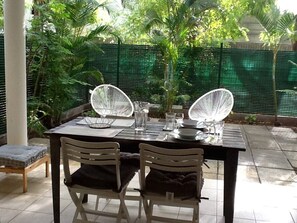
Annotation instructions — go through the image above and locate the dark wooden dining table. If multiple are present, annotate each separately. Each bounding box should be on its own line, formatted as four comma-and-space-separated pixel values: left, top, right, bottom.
45, 117, 246, 223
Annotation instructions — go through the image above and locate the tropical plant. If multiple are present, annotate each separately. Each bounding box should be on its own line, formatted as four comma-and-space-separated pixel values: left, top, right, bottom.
291, 18, 297, 50
115, 0, 276, 112
252, 4, 296, 124
119, 0, 262, 44
245, 114, 257, 124
27, 0, 113, 133
125, 0, 218, 112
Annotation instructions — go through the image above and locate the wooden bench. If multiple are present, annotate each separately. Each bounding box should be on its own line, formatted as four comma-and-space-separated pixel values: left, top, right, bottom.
0, 145, 50, 192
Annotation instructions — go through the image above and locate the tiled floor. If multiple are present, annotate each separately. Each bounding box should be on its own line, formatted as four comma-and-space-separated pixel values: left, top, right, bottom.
0, 124, 297, 223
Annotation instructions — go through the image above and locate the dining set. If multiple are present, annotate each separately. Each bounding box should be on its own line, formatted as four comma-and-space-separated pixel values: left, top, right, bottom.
45, 84, 246, 223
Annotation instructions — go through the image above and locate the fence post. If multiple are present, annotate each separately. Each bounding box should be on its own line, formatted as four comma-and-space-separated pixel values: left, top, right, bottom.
218, 42, 223, 88
116, 38, 121, 87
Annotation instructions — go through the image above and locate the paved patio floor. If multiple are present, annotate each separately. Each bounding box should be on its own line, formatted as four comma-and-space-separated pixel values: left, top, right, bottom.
0, 124, 296, 223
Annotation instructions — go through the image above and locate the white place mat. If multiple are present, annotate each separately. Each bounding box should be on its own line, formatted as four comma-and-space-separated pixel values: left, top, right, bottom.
55, 125, 123, 138
112, 118, 135, 127
76, 117, 135, 127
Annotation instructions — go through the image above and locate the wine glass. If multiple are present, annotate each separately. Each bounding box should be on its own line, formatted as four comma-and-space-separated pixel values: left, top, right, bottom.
175, 112, 184, 129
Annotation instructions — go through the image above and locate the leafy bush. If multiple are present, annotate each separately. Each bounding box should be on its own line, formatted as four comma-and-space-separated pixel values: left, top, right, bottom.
26, 0, 113, 131
245, 114, 257, 124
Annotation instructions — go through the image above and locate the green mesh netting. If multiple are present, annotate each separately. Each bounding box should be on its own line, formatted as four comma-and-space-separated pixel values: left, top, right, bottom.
0, 41, 296, 135
87, 44, 297, 117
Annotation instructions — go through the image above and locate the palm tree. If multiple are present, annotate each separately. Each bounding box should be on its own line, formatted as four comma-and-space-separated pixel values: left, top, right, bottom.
141, 0, 217, 112
27, 0, 113, 132
252, 5, 296, 124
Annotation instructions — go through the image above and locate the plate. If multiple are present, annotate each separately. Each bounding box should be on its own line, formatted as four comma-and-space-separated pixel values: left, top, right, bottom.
170, 131, 207, 141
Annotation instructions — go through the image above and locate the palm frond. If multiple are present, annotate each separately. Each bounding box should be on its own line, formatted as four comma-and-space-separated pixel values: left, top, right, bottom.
289, 60, 297, 67
189, 0, 218, 14
253, 7, 276, 34
87, 25, 110, 39
277, 89, 297, 95
277, 13, 296, 33
65, 0, 100, 28
144, 9, 163, 32
253, 5, 295, 47
182, 0, 217, 34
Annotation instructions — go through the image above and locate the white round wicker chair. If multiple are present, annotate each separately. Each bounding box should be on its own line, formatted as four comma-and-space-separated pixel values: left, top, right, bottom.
188, 88, 234, 122
90, 84, 134, 117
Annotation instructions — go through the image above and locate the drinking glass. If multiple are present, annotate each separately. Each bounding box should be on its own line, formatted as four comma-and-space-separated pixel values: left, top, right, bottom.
134, 110, 147, 132
214, 121, 225, 141
133, 101, 150, 132
204, 119, 215, 135
175, 112, 184, 129
164, 112, 176, 131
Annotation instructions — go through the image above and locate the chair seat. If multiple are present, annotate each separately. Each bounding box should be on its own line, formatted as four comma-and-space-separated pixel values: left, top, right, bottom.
0, 145, 49, 193
65, 153, 140, 192
0, 145, 47, 168
145, 169, 203, 199
120, 152, 140, 169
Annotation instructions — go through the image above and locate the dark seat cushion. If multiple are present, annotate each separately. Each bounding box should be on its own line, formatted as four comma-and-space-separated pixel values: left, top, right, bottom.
0, 145, 47, 168
145, 169, 203, 198
120, 152, 140, 169
65, 153, 140, 192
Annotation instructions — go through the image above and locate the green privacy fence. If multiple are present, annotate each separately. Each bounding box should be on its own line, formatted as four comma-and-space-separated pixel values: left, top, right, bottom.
0, 41, 296, 135
88, 44, 297, 116
222, 48, 297, 116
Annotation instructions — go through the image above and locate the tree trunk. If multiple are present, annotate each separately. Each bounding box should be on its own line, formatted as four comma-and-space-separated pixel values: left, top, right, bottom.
293, 18, 297, 51
272, 52, 277, 121
272, 50, 280, 126
293, 41, 297, 51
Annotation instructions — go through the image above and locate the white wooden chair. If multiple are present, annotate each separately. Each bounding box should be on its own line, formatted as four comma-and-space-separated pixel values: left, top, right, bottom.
188, 88, 234, 122
139, 143, 204, 223
61, 137, 139, 223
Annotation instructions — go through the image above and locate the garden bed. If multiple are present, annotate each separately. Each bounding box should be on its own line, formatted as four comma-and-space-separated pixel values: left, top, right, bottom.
225, 112, 297, 128
64, 103, 297, 128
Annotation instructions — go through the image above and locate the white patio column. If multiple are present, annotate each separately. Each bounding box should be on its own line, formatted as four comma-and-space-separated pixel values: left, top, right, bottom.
4, 0, 28, 145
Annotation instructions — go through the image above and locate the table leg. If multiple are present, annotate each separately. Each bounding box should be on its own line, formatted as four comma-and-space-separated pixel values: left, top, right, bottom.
50, 136, 61, 223
224, 150, 239, 223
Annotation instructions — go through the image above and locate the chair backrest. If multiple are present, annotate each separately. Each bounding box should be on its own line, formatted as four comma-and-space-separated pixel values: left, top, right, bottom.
90, 84, 134, 117
139, 143, 204, 196
188, 88, 234, 122
61, 137, 121, 190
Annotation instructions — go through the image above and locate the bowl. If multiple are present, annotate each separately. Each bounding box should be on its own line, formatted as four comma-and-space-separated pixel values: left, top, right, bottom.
181, 120, 206, 129
176, 128, 202, 139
